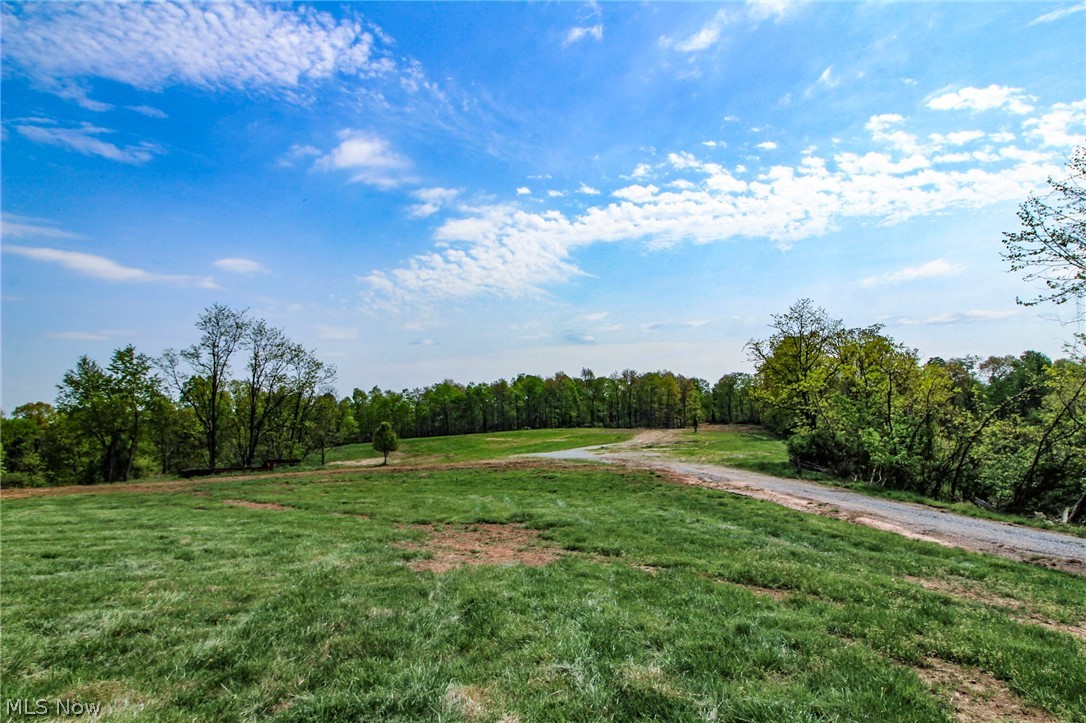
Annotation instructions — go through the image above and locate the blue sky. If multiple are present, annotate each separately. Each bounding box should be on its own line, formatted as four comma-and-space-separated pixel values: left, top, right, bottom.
2, 1, 1085, 408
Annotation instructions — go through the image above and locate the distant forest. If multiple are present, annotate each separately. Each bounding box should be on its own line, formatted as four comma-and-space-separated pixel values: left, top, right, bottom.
2, 298, 1084, 523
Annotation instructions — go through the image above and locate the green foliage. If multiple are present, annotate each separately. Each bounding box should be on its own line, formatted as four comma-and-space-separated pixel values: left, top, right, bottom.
372, 420, 399, 464
1002, 145, 1086, 310
747, 299, 1086, 518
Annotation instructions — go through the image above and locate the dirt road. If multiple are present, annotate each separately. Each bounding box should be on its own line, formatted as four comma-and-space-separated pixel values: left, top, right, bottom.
535, 438, 1086, 575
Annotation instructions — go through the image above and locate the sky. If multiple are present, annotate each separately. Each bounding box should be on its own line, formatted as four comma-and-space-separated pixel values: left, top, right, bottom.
2, 1, 1085, 409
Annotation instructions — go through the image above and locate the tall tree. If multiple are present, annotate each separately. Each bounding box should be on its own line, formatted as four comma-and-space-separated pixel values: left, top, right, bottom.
1002, 146, 1086, 317
161, 304, 248, 471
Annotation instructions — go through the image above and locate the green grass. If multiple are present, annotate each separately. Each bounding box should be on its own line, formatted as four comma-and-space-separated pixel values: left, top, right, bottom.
319, 427, 635, 466
647, 425, 799, 478
657, 425, 1086, 539
3, 464, 1085, 721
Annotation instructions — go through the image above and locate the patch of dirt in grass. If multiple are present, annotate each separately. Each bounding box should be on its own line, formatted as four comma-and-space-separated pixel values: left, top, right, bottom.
222, 499, 292, 511
443, 683, 491, 721
916, 657, 1058, 722
907, 577, 1086, 643
398, 523, 560, 573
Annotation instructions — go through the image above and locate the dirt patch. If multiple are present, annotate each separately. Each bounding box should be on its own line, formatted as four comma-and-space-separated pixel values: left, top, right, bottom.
916, 657, 1058, 722
398, 523, 560, 573
443, 683, 490, 721
908, 577, 1086, 643
222, 499, 292, 511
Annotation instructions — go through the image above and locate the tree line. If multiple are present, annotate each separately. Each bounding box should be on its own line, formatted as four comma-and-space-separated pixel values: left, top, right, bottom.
1, 304, 336, 486
748, 298, 1085, 521
1, 299, 1083, 521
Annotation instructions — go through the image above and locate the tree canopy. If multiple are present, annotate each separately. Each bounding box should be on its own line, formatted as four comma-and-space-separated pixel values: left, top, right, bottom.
1003, 146, 1086, 315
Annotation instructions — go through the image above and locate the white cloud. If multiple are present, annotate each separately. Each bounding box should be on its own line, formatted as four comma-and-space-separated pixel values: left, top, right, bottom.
859, 259, 965, 287
52, 81, 113, 111
409, 187, 460, 218
1029, 3, 1086, 25
927, 85, 1036, 114
46, 330, 124, 341
756, 141, 778, 150
4, 245, 217, 288
662, 1, 791, 51
213, 258, 268, 274
364, 204, 587, 305
127, 104, 168, 119
578, 182, 601, 195
1, 214, 83, 240
929, 130, 986, 146
661, 9, 730, 53
1, 2, 391, 99
1023, 100, 1086, 148
564, 24, 603, 46
517, 187, 532, 196
314, 129, 411, 188
547, 190, 565, 198
865, 114, 922, 154
364, 100, 1069, 308
814, 65, 838, 89
277, 143, 321, 168
15, 121, 163, 164
745, 0, 794, 22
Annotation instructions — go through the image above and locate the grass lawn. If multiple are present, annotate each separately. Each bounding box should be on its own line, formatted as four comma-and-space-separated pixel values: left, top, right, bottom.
3, 463, 1084, 721
318, 428, 635, 466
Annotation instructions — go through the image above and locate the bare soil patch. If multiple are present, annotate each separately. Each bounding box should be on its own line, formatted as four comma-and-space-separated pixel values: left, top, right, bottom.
908, 577, 1086, 643
916, 657, 1058, 722
222, 499, 292, 511
397, 523, 560, 573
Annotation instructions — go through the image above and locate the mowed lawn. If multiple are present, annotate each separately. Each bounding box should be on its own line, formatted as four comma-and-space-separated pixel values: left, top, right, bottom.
3, 462, 1085, 721
320, 427, 635, 466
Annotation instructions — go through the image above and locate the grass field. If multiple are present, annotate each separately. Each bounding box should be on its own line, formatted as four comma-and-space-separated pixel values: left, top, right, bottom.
3, 458, 1085, 721
318, 428, 636, 466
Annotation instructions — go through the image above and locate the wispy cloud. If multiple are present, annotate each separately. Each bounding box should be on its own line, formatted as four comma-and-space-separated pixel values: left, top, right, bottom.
213, 258, 268, 274
661, 9, 731, 53
895, 310, 1017, 326
1, 214, 83, 240
1028, 3, 1086, 25
564, 24, 603, 47
14, 121, 163, 164
127, 105, 168, 119
4, 245, 216, 288
859, 259, 964, 287
46, 330, 125, 341
661, 2, 793, 53
927, 85, 1036, 114
643, 320, 710, 331
408, 187, 460, 218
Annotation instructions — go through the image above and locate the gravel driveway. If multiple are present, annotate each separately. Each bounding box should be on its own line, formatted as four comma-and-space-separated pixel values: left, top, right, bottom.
534, 445, 1086, 575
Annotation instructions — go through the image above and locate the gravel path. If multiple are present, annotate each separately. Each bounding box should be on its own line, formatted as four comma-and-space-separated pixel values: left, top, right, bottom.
534, 445, 1086, 575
